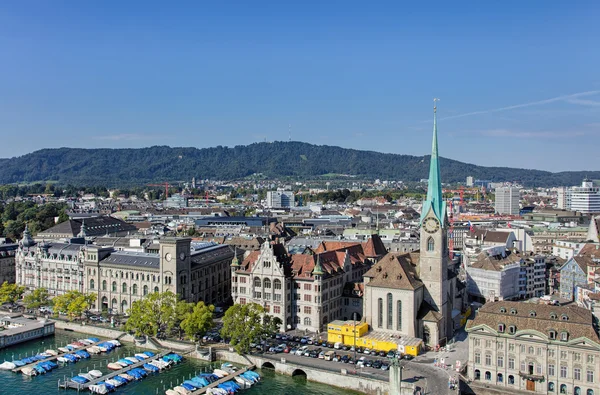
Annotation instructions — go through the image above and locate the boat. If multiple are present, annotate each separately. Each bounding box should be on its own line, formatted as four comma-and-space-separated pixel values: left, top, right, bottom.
143, 363, 159, 372
113, 375, 128, 385
13, 360, 25, 367
64, 354, 78, 363
182, 381, 200, 390
134, 353, 148, 359
87, 346, 101, 354
166, 390, 180, 395
107, 340, 121, 347
87, 337, 101, 343
79, 373, 94, 381
89, 384, 109, 394
142, 351, 155, 357
58, 347, 70, 353
102, 381, 116, 391
213, 368, 229, 377
173, 386, 190, 395
21, 367, 37, 376
88, 370, 103, 378
125, 357, 139, 364
75, 350, 91, 358
57, 357, 69, 363
211, 370, 225, 378
221, 363, 236, 373
119, 373, 134, 381
71, 375, 88, 384
33, 365, 46, 374
45, 349, 58, 356
107, 362, 123, 370
106, 378, 123, 387
234, 376, 252, 388
79, 339, 92, 345
0, 361, 16, 370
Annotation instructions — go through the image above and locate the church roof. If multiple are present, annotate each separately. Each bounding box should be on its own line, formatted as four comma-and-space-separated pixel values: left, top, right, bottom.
421, 102, 446, 225
417, 301, 443, 322
363, 252, 423, 290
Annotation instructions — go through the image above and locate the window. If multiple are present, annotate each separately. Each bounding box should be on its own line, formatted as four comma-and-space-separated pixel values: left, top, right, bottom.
497, 356, 503, 368
574, 368, 582, 381
254, 292, 262, 299
377, 298, 383, 328
587, 370, 594, 383
263, 278, 271, 289
561, 332, 568, 341
154, 286, 159, 293
122, 282, 127, 293
549, 364, 555, 376
132, 284, 138, 295
549, 330, 556, 340
508, 375, 514, 385
427, 237, 434, 252
508, 325, 516, 334
548, 382, 555, 392
112, 281, 117, 292
143, 285, 148, 296
588, 390, 594, 395
587, 354, 594, 364
475, 353, 481, 364
575, 388, 581, 395
561, 351, 567, 359
474, 338, 481, 346
304, 306, 311, 314
239, 298, 246, 304
304, 283, 312, 291
497, 373, 503, 383
303, 294, 312, 302
264, 261, 271, 268
474, 370, 480, 380
485, 371, 491, 381
90, 279, 95, 290
509, 343, 515, 351
485, 353, 491, 366
498, 324, 505, 332
574, 353, 581, 362
486, 340, 491, 348
273, 306, 281, 314
264, 304, 270, 313
387, 293, 393, 330
304, 317, 311, 326
508, 358, 515, 370
240, 277, 246, 284
529, 310, 536, 317
529, 346, 534, 354
397, 300, 402, 331
239, 287, 246, 294
560, 366, 567, 378
537, 364, 542, 375
274, 293, 281, 301
560, 384, 567, 394
254, 277, 261, 288
274, 279, 282, 289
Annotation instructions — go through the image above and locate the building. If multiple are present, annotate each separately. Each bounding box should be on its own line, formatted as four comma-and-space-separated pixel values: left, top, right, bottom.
559, 244, 600, 300
37, 216, 138, 240
587, 217, 600, 243
83, 239, 238, 313
0, 314, 55, 349
230, 236, 386, 332
553, 240, 586, 261
362, 104, 463, 347
466, 176, 474, 187
559, 180, 600, 214
463, 228, 517, 258
266, 189, 295, 209
0, 243, 18, 285
557, 187, 568, 210
466, 301, 600, 395
495, 187, 521, 215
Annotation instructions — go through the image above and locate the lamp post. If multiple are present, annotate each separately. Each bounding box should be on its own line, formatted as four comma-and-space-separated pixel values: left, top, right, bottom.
353, 312, 357, 363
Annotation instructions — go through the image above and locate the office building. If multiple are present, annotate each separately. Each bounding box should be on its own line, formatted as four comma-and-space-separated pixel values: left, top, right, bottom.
495, 187, 521, 215
265, 189, 295, 209
466, 176, 474, 187
558, 180, 600, 214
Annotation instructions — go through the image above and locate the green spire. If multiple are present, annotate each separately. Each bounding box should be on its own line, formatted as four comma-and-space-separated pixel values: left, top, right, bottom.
231, 247, 240, 267
421, 99, 446, 225
313, 254, 324, 276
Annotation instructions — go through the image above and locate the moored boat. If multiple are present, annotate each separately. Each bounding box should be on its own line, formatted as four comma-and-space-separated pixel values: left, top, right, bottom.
0, 361, 16, 370
88, 369, 103, 378
21, 367, 37, 376
107, 362, 122, 370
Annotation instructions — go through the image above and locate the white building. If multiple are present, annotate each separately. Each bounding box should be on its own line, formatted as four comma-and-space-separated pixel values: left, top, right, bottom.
466, 176, 474, 187
495, 187, 520, 215
266, 189, 295, 209
559, 180, 600, 214
553, 240, 586, 260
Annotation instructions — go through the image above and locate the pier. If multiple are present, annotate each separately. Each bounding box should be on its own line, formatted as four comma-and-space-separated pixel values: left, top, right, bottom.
12, 338, 112, 373
58, 350, 172, 390
190, 365, 255, 395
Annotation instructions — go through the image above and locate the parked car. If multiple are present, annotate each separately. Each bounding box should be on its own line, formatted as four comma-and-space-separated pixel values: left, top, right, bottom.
387, 350, 396, 358
373, 360, 382, 369
341, 355, 349, 363
332, 354, 341, 362
356, 346, 364, 354
296, 346, 308, 356
381, 362, 390, 371
363, 348, 371, 355
334, 342, 342, 349
318, 350, 326, 359
342, 345, 349, 351
364, 359, 373, 368
378, 350, 386, 357
290, 347, 298, 354
356, 356, 366, 368
300, 337, 308, 344
303, 349, 311, 357
326, 342, 334, 348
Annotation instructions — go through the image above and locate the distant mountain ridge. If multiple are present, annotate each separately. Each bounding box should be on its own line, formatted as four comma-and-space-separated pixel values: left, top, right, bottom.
0, 142, 596, 187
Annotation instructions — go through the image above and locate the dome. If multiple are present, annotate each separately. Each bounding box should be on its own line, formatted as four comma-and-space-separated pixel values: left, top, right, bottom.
21, 224, 36, 248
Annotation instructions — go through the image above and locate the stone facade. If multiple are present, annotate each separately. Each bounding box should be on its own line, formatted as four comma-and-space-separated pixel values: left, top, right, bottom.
0, 243, 17, 285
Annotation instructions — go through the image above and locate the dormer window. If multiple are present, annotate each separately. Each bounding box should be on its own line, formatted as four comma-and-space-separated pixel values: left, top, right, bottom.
550, 313, 557, 319
549, 330, 556, 340
561, 314, 568, 321
498, 324, 505, 333
508, 325, 516, 335
529, 311, 536, 317
561, 332, 569, 341
510, 309, 517, 315
500, 308, 506, 313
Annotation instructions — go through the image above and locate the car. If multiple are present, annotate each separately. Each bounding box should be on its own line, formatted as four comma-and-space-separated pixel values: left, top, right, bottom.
356, 356, 366, 368
326, 342, 334, 348
404, 354, 414, 360
281, 335, 289, 341
283, 346, 291, 353
364, 359, 373, 368
381, 362, 390, 371
332, 354, 341, 362
314, 348, 322, 355
341, 355, 349, 363
307, 338, 314, 345
349, 346, 355, 352
309, 350, 318, 358
348, 357, 355, 364
318, 351, 326, 359
290, 347, 298, 354
357, 347, 364, 354
378, 350, 386, 357
373, 360, 382, 369
342, 345, 349, 351
303, 349, 311, 357
363, 348, 371, 355
296, 346, 307, 356
334, 342, 342, 349
275, 334, 282, 339
387, 350, 396, 358
300, 337, 308, 344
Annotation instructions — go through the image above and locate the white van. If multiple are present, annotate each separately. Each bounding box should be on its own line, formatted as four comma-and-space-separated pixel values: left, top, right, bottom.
334, 342, 342, 349
324, 350, 335, 361
296, 345, 308, 356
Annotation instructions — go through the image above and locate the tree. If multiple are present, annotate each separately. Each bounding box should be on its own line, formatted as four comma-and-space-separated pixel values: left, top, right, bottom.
124, 291, 179, 337
220, 303, 282, 354
24, 287, 49, 309
0, 282, 26, 305
52, 291, 97, 320
180, 302, 214, 340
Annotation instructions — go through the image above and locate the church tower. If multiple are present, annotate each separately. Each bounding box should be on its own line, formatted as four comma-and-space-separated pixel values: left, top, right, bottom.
419, 99, 451, 341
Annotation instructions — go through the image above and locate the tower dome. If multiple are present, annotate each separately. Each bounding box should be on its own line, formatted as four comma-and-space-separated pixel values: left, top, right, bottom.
21, 224, 35, 248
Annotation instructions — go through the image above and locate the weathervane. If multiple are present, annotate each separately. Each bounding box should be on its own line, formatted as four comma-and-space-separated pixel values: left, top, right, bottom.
433, 97, 440, 113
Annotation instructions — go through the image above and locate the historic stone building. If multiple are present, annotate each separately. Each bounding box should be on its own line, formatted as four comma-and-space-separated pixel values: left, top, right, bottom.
362, 104, 464, 347
0, 243, 18, 285
467, 301, 600, 395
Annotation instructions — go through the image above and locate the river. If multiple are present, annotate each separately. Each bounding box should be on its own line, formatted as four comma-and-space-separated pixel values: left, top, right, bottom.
0, 330, 359, 395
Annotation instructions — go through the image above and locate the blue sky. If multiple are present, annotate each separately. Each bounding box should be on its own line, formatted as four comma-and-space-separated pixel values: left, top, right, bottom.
0, 1, 598, 172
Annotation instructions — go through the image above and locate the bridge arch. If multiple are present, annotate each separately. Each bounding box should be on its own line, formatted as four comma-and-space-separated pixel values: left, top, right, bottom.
292, 368, 307, 378
262, 361, 275, 370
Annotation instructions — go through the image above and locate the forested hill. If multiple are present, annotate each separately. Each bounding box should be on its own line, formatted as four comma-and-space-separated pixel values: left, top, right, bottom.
0, 142, 596, 187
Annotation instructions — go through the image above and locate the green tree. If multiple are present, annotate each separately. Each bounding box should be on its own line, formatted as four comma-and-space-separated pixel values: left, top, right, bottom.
23, 287, 50, 309
220, 303, 282, 354
0, 282, 26, 305
180, 301, 214, 340
52, 291, 97, 320
124, 291, 179, 337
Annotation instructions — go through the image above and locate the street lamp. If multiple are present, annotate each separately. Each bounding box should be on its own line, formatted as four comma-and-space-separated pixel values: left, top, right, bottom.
353, 312, 357, 363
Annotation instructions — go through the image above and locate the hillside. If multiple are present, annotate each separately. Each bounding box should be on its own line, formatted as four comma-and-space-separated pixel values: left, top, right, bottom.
0, 142, 596, 187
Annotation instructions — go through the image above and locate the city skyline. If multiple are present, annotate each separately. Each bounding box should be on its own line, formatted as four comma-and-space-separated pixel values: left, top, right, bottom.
1, 1, 598, 171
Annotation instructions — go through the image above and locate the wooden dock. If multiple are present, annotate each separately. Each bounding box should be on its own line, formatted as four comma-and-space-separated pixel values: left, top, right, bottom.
190, 365, 255, 395
12, 338, 111, 373
58, 350, 172, 390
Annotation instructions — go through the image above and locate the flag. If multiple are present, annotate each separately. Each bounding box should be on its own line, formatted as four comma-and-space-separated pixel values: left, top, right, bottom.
468, 221, 474, 232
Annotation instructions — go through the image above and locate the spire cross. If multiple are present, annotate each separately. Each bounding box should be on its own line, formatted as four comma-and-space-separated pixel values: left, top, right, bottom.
433, 98, 440, 113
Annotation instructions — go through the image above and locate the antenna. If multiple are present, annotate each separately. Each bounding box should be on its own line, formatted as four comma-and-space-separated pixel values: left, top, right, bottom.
433, 98, 440, 112
289, 123, 292, 142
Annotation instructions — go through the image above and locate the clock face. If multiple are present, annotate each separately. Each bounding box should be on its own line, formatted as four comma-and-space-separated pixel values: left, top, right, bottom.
165, 253, 172, 262
424, 217, 440, 234
180, 252, 186, 261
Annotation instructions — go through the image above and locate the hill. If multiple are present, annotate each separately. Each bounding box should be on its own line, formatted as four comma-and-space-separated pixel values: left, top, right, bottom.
0, 142, 596, 187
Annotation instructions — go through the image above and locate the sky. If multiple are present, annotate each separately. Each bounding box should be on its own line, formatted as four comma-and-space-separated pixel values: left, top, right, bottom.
0, 1, 599, 172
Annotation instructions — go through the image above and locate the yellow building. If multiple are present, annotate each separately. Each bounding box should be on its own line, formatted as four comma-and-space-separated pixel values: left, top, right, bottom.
327, 320, 422, 356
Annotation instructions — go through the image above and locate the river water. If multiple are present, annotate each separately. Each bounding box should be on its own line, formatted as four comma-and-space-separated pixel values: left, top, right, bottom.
0, 330, 358, 395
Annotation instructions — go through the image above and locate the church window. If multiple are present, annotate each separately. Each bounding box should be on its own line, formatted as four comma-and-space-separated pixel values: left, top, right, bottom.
427, 237, 434, 252
387, 293, 393, 329
397, 300, 402, 331
377, 298, 383, 328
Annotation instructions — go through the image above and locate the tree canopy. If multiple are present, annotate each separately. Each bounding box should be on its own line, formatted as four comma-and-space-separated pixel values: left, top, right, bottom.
0, 282, 26, 305
23, 287, 50, 309
124, 291, 179, 337
52, 291, 96, 320
180, 301, 214, 341
220, 303, 282, 354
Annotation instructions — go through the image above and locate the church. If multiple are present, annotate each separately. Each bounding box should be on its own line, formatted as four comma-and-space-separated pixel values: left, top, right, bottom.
363, 102, 465, 347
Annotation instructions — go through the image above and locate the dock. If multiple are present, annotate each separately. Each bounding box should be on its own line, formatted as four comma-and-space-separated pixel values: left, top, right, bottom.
58, 350, 172, 390
12, 338, 111, 373
190, 365, 256, 395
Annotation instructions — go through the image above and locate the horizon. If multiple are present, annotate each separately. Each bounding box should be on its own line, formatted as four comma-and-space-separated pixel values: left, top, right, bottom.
1, 2, 598, 171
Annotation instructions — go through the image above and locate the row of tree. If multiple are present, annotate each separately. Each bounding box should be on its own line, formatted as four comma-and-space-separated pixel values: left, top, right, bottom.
0, 201, 69, 240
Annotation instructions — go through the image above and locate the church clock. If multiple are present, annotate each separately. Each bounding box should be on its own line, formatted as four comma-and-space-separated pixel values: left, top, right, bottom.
423, 217, 440, 234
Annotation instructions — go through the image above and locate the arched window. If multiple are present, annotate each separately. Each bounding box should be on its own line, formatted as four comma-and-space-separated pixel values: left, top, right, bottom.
474, 370, 481, 380
387, 293, 393, 329
111, 298, 117, 309
497, 373, 503, 383
377, 298, 383, 328
397, 300, 402, 331
132, 284, 138, 295
575, 388, 581, 395
90, 279, 95, 290
154, 286, 159, 293
102, 280, 107, 291
143, 285, 148, 296
122, 282, 127, 293
508, 375, 514, 385
274, 279, 282, 290
548, 382, 555, 392
264, 278, 271, 289
587, 390, 594, 395
254, 277, 261, 288
427, 237, 435, 252
112, 281, 117, 292
304, 317, 311, 326
560, 384, 567, 394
